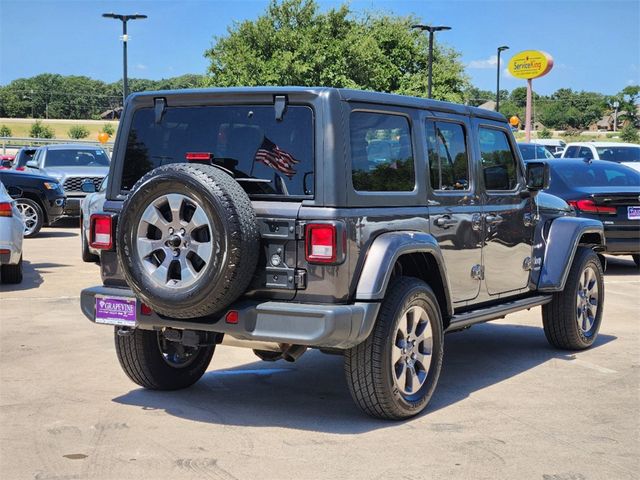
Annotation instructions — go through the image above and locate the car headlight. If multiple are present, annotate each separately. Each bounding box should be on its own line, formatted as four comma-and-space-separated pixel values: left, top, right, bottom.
43, 181, 60, 190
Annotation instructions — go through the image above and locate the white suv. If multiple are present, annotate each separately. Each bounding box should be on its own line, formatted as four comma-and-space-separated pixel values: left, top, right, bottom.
561, 142, 640, 172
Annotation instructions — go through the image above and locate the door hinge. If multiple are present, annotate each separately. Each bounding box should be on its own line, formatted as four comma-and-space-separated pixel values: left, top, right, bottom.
294, 269, 307, 289
523, 213, 538, 227
471, 264, 484, 280
295, 222, 305, 239
522, 257, 533, 271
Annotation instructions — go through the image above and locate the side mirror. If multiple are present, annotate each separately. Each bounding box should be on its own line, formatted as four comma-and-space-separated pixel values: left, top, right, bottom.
526, 162, 549, 191
81, 180, 96, 193
26, 160, 39, 169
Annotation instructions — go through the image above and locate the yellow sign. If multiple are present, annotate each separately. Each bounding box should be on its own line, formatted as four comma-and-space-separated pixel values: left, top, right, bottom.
508, 50, 554, 79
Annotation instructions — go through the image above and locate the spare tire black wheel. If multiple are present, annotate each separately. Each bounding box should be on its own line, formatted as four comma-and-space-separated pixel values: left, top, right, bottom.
117, 163, 259, 319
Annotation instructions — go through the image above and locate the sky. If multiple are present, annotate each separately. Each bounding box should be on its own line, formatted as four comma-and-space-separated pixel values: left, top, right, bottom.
0, 0, 639, 96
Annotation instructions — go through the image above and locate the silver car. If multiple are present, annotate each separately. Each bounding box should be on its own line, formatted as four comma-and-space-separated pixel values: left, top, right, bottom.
80, 177, 107, 262
24, 144, 110, 217
0, 181, 24, 283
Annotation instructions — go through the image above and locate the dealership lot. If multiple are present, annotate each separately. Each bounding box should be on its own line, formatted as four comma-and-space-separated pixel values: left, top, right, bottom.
1, 224, 639, 480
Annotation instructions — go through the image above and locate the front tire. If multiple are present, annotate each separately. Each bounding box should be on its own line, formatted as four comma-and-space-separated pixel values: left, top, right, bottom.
114, 328, 215, 390
16, 198, 43, 237
344, 277, 444, 420
542, 247, 604, 350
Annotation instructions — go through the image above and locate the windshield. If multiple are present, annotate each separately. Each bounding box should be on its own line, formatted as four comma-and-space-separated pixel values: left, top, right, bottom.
519, 144, 554, 160
121, 105, 314, 196
552, 162, 640, 188
595, 146, 640, 162
44, 149, 110, 167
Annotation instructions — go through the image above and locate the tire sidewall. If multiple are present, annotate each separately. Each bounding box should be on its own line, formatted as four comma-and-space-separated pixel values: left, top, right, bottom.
118, 169, 232, 314
566, 249, 605, 346
382, 282, 444, 415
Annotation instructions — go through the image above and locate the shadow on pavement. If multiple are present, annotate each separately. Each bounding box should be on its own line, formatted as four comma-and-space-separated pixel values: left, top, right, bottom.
51, 217, 79, 229
36, 229, 78, 238
0, 260, 70, 292
603, 255, 639, 276
112, 322, 616, 434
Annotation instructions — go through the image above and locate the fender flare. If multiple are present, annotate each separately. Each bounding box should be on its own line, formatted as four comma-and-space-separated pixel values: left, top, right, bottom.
537, 217, 605, 292
355, 231, 453, 315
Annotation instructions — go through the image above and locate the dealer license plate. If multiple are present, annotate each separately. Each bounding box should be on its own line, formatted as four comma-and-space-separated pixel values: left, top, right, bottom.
628, 206, 640, 220
95, 295, 137, 327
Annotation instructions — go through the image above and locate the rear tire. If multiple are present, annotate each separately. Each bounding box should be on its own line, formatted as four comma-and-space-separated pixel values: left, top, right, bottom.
344, 277, 444, 420
114, 328, 215, 390
1, 255, 23, 284
632, 254, 640, 268
542, 247, 604, 350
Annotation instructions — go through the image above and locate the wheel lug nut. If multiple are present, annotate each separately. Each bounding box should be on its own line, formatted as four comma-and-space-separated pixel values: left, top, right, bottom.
180, 228, 185, 234
173, 250, 179, 257
168, 228, 174, 234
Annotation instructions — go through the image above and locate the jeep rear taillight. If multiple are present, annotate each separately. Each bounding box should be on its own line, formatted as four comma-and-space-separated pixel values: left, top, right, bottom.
90, 214, 113, 249
305, 224, 337, 264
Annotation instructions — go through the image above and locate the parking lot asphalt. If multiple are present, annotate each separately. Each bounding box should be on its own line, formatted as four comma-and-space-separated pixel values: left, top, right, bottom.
1, 223, 639, 480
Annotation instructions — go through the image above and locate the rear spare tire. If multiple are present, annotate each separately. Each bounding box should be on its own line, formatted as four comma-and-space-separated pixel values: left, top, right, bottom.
117, 163, 259, 319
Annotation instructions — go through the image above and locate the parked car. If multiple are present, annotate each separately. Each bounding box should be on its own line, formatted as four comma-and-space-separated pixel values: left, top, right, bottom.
518, 142, 555, 160
0, 154, 15, 169
22, 144, 110, 217
531, 139, 566, 157
562, 142, 640, 172
81, 87, 606, 420
80, 177, 107, 262
0, 181, 24, 283
529, 158, 640, 266
0, 170, 66, 237
11, 147, 38, 171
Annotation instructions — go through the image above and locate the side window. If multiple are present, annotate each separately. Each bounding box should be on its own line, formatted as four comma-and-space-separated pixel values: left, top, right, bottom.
350, 111, 415, 192
578, 147, 594, 160
564, 146, 579, 157
426, 121, 469, 191
478, 128, 518, 191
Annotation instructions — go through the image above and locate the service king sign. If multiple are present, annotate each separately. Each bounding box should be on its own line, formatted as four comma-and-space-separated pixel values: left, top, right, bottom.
508, 50, 554, 79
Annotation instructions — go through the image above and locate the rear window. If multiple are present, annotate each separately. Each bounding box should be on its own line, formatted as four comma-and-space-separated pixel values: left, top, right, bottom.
44, 149, 110, 168
595, 146, 640, 163
121, 105, 314, 196
552, 162, 640, 188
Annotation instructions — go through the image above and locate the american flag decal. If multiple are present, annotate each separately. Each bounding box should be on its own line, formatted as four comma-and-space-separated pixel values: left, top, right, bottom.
255, 136, 299, 178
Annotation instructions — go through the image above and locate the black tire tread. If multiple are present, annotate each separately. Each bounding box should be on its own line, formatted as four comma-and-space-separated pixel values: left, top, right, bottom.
114, 328, 214, 390
1, 255, 23, 284
542, 247, 604, 350
344, 277, 444, 419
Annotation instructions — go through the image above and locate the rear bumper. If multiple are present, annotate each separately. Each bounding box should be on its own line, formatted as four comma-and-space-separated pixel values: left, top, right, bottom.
603, 228, 640, 254
80, 286, 380, 349
0, 242, 21, 265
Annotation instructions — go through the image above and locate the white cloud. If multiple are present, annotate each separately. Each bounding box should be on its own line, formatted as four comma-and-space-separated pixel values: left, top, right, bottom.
503, 67, 515, 79
467, 55, 498, 69
135, 63, 148, 70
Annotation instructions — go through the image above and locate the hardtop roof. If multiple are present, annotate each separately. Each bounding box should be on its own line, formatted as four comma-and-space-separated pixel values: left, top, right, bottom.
128, 86, 506, 123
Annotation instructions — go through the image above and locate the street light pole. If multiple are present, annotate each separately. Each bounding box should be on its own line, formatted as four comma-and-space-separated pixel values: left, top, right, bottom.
613, 101, 620, 132
411, 24, 451, 99
102, 12, 147, 106
496, 45, 509, 113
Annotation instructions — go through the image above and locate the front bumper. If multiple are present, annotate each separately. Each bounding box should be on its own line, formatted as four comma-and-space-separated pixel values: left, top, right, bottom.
81, 286, 380, 349
62, 197, 82, 217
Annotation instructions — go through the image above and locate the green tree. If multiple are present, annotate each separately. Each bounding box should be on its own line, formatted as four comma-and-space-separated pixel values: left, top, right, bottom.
29, 120, 54, 139
617, 85, 639, 127
102, 123, 115, 136
68, 125, 90, 139
620, 124, 639, 143
538, 127, 552, 139
203, 0, 469, 101
0, 125, 12, 137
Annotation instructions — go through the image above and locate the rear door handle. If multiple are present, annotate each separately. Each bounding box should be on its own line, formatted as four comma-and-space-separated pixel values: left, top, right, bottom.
434, 216, 459, 228
485, 214, 504, 226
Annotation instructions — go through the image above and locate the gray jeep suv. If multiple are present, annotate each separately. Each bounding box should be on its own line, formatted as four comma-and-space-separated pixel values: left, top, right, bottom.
81, 87, 606, 419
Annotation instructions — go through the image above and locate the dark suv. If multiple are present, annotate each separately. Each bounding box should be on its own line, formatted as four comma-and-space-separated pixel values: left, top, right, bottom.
81, 88, 606, 419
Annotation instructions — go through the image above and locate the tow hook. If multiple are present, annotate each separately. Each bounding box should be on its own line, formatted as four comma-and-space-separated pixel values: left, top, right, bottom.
116, 327, 134, 337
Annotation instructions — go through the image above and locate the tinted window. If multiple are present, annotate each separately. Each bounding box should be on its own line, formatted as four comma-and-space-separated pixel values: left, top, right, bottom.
578, 147, 594, 160
350, 112, 415, 192
552, 162, 640, 188
44, 149, 110, 168
595, 146, 640, 162
518, 144, 554, 160
479, 128, 518, 190
564, 146, 580, 157
426, 121, 469, 190
121, 105, 314, 196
